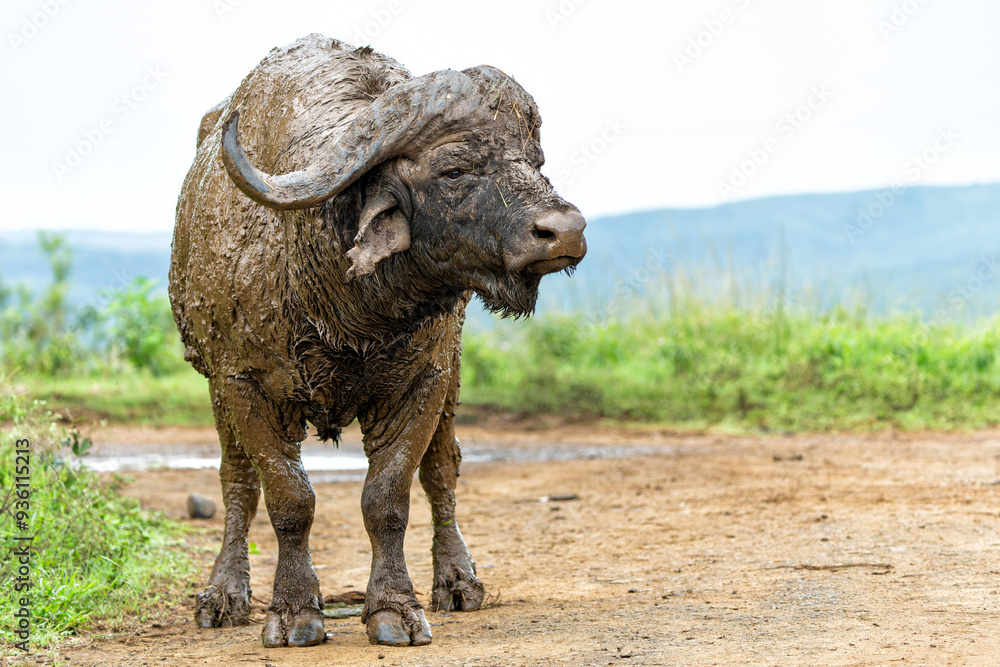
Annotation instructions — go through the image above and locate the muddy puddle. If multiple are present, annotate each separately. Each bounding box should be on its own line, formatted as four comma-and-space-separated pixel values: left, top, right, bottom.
83, 430, 674, 480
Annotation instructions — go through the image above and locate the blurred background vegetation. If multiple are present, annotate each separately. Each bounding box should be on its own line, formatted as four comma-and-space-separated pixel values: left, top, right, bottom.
3, 229, 1000, 433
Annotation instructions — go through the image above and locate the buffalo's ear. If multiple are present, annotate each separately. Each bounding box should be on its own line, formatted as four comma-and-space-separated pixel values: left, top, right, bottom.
345, 188, 410, 279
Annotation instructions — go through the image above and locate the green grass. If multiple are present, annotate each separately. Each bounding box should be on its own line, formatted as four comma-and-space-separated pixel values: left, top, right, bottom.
11, 231, 1000, 433
0, 384, 198, 653
12, 300, 1000, 434
462, 305, 1000, 432
17, 369, 212, 426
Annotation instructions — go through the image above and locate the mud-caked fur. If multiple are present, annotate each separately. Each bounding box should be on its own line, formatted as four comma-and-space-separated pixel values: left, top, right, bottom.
169, 33, 584, 648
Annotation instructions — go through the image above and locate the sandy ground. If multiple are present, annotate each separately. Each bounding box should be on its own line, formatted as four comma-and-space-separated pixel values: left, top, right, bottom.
24, 424, 1000, 665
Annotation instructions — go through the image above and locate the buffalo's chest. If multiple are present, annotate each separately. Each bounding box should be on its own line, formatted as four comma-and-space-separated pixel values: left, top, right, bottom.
294, 337, 440, 437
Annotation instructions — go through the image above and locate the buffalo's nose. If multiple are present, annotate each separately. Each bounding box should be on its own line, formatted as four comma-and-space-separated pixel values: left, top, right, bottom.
531, 210, 587, 260
505, 209, 588, 275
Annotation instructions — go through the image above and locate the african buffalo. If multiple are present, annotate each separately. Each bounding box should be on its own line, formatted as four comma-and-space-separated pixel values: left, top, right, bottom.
169, 33, 586, 648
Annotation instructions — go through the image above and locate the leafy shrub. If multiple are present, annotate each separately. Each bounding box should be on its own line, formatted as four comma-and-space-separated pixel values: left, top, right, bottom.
0, 233, 185, 377
0, 233, 84, 375
99, 277, 184, 376
0, 384, 195, 651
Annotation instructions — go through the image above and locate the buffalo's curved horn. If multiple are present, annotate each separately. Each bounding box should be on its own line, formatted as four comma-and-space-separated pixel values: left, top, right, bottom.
220, 69, 476, 210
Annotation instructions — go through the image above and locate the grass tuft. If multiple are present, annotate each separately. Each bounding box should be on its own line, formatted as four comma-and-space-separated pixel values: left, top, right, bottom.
0, 381, 197, 653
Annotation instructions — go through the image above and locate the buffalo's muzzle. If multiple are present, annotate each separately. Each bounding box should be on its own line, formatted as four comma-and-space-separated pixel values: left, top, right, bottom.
513, 210, 587, 275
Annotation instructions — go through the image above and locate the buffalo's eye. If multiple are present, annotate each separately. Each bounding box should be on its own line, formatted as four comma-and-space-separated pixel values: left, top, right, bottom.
445, 169, 462, 180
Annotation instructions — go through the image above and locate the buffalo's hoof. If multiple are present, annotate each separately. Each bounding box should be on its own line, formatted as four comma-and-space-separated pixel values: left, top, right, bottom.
261, 607, 325, 647
195, 586, 251, 628
366, 608, 433, 646
431, 570, 486, 612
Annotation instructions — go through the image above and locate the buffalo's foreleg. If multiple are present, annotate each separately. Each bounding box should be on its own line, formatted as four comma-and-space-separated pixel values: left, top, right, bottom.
360, 437, 434, 646
418, 359, 485, 613
257, 452, 325, 648
220, 378, 325, 648
196, 384, 260, 628
359, 369, 452, 646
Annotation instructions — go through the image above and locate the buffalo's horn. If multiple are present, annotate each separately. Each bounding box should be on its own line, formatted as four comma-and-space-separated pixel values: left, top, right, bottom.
220, 69, 477, 210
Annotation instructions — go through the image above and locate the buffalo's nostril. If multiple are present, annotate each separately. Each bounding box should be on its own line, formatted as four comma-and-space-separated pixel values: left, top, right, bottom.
506, 209, 588, 274
532, 210, 587, 261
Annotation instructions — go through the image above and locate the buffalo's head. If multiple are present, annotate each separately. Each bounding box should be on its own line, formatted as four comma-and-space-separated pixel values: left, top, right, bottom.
220, 65, 586, 318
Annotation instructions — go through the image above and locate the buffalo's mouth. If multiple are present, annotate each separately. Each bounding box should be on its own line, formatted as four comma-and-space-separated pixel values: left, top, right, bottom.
526, 256, 579, 275
473, 250, 582, 319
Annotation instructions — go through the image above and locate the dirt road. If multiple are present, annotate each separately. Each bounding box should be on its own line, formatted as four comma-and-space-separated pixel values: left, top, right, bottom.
50, 423, 1000, 665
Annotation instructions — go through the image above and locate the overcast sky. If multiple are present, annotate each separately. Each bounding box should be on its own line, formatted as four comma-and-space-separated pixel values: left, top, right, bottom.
1, 0, 997, 232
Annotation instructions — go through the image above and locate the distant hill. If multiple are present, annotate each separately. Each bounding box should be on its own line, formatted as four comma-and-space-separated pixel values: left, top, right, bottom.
2, 184, 998, 326
534, 183, 1000, 323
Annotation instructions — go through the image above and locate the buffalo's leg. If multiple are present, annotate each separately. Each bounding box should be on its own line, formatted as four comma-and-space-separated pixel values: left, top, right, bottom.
196, 383, 260, 628
359, 372, 453, 646
418, 365, 485, 612
220, 377, 325, 648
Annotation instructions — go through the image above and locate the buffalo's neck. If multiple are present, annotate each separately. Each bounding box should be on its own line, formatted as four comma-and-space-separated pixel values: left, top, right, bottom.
294, 267, 468, 346
286, 201, 468, 350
